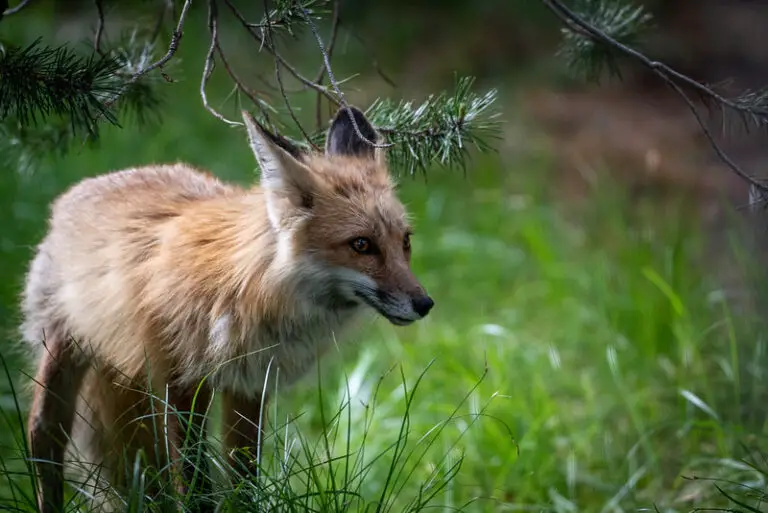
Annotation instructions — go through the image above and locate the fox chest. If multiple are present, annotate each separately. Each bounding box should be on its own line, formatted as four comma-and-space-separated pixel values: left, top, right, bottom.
206, 310, 359, 397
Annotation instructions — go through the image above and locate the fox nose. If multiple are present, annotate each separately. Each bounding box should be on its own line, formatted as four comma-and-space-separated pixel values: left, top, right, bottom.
412, 295, 434, 318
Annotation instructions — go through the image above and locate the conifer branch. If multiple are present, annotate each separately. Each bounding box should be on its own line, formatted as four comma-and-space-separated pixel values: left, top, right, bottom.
1, 0, 501, 179
223, 0, 338, 104
262, 0, 321, 149
305, 76, 501, 177
0, 39, 122, 133
101, 0, 192, 112
543, 0, 768, 204
298, 2, 392, 150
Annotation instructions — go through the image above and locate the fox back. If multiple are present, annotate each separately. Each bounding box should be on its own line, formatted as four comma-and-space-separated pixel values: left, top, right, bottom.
20, 104, 433, 406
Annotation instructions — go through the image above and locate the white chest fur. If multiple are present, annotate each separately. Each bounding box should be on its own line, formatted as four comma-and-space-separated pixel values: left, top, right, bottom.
206, 307, 361, 398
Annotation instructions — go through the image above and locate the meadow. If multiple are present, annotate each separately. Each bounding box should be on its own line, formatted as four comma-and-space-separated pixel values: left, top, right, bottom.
2, 3, 768, 512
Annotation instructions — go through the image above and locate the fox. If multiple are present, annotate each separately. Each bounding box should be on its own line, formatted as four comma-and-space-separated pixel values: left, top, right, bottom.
20, 105, 434, 512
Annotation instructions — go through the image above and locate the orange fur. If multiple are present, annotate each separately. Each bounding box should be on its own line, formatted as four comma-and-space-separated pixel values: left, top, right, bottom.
20, 107, 433, 511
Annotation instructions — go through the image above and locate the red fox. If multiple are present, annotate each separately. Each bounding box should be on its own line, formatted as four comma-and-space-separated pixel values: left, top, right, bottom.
20, 106, 434, 512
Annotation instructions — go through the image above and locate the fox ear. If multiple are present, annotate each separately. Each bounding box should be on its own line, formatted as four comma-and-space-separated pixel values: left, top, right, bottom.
242, 111, 317, 228
325, 106, 381, 161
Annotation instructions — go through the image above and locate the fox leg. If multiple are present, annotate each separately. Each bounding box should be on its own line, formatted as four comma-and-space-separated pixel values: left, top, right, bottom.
27, 327, 89, 513
220, 391, 268, 477
165, 384, 214, 511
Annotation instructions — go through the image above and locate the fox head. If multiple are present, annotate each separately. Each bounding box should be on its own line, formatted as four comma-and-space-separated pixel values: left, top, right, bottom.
242, 106, 434, 326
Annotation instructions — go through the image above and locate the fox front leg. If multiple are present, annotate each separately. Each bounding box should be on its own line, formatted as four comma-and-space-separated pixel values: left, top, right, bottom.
220, 391, 268, 478
27, 330, 89, 513
165, 384, 215, 512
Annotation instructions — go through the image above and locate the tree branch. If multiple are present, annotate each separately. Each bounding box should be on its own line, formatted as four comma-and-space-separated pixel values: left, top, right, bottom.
222, 0, 339, 105
214, 41, 275, 125
1, 0, 501, 178
298, 3, 392, 149
93, 0, 106, 56
202, 0, 241, 126
3, 0, 32, 17
541, 0, 768, 194
128, 0, 191, 85
261, 0, 319, 149
99, 0, 191, 116
314, 0, 340, 130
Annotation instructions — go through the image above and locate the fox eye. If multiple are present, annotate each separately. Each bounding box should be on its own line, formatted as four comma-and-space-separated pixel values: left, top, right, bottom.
403, 233, 411, 251
350, 237, 373, 254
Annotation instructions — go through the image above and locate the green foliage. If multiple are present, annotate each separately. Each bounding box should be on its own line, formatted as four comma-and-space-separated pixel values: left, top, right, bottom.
258, 0, 331, 36
0, 0, 500, 177
554, 0, 653, 80
0, 38, 122, 133
366, 76, 500, 177
0, 31, 166, 173
304, 76, 501, 177
545, 0, 768, 197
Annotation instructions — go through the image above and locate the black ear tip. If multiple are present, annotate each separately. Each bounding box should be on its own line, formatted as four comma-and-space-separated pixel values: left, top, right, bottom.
331, 105, 367, 125
326, 104, 380, 158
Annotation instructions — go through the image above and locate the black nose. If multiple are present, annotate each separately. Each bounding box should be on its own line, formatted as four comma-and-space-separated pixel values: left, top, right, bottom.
412, 295, 434, 317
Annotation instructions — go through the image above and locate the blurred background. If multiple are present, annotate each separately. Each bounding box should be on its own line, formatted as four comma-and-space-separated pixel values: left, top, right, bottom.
3, 1, 768, 511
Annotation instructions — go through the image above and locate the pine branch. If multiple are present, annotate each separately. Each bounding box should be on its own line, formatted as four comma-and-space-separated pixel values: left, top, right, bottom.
108, 30, 165, 127
222, 0, 338, 103
0, 32, 165, 172
263, 0, 322, 149
302, 76, 502, 177
251, 0, 331, 37
99, 0, 192, 113
554, 0, 653, 81
0, 39, 122, 134
367, 76, 502, 177
217, 0, 501, 176
543, 0, 768, 206
297, 1, 388, 150
1, 0, 502, 180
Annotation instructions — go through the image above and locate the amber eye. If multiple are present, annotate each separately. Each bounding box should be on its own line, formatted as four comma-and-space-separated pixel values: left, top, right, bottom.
403, 233, 411, 251
350, 237, 373, 254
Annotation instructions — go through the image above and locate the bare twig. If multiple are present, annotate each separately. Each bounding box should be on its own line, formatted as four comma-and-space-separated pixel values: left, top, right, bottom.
3, 0, 32, 16
661, 74, 759, 192
222, 0, 339, 105
204, 0, 276, 126
262, 0, 319, 149
93, 0, 105, 56
128, 0, 192, 85
314, 0, 340, 130
202, 0, 241, 126
298, 3, 392, 149
541, 0, 768, 193
312, 0, 341, 85
214, 43, 275, 125
86, 0, 191, 133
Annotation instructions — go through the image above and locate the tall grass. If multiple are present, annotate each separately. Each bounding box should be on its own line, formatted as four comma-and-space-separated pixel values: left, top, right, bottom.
0, 350, 499, 512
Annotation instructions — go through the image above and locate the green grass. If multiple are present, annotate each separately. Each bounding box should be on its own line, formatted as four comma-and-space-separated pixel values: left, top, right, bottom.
3, 3, 768, 512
